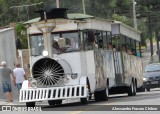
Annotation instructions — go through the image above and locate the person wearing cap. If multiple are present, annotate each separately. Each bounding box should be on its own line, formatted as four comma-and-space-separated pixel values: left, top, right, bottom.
13, 63, 26, 92
0, 61, 15, 102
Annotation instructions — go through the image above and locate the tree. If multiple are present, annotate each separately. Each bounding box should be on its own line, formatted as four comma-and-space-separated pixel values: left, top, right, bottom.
112, 14, 132, 26
136, 0, 160, 56
0, 0, 45, 26
15, 23, 28, 49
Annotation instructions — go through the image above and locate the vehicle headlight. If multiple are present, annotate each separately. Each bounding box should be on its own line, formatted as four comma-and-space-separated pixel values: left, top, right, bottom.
28, 77, 33, 82
71, 73, 78, 79
42, 51, 48, 57
143, 77, 148, 81
30, 80, 37, 88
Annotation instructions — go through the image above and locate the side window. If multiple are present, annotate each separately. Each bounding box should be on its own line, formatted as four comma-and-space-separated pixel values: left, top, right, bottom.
30, 35, 44, 56
84, 31, 96, 50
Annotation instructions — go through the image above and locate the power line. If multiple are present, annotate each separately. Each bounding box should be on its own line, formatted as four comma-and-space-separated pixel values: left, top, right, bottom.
10, 2, 44, 9
10, 2, 44, 20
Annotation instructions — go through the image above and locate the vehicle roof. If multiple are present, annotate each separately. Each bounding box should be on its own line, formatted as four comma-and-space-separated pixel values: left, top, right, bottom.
24, 13, 94, 24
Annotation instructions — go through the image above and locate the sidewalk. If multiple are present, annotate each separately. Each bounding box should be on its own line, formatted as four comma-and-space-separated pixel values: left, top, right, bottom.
0, 99, 25, 105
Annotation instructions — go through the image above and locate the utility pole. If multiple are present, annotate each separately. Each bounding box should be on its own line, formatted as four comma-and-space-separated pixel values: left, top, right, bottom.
155, 30, 160, 62
56, 0, 60, 8
82, 0, 86, 14
132, 0, 137, 29
148, 16, 154, 58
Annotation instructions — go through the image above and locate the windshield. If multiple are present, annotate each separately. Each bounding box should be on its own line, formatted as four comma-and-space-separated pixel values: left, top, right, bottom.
30, 32, 79, 56
145, 64, 160, 72
52, 32, 79, 53
30, 34, 44, 56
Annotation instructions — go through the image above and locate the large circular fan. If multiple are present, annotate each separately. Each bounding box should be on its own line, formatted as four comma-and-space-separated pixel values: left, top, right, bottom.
32, 58, 64, 86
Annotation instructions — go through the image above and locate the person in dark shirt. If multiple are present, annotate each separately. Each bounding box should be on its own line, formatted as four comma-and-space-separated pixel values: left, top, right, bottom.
107, 42, 113, 50
0, 61, 15, 102
131, 48, 137, 56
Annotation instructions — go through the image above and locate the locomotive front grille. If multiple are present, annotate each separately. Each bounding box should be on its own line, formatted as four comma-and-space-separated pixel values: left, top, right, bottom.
32, 58, 65, 86
19, 85, 87, 102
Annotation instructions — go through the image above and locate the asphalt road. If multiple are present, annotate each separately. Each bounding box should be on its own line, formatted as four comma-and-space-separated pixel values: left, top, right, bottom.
38, 88, 160, 112
2, 88, 160, 114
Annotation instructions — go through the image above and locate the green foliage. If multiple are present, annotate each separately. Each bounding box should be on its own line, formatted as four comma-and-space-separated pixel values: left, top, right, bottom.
136, 0, 160, 45
116, 0, 132, 10
15, 23, 28, 49
0, 0, 45, 26
94, 0, 116, 19
0, 0, 159, 48
112, 14, 132, 26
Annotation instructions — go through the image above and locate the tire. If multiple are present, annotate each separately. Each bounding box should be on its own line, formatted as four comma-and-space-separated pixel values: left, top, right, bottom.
128, 80, 134, 96
48, 100, 55, 106
89, 93, 92, 100
138, 85, 145, 92
95, 81, 109, 101
26, 102, 35, 107
48, 100, 62, 106
80, 79, 91, 104
55, 100, 62, 105
80, 97, 89, 104
94, 91, 102, 101
80, 88, 90, 104
95, 87, 109, 101
102, 85, 109, 101
146, 87, 150, 91
133, 81, 137, 96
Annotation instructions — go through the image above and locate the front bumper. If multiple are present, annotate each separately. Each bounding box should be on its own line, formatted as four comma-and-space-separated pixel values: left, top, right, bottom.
19, 85, 87, 102
143, 80, 160, 88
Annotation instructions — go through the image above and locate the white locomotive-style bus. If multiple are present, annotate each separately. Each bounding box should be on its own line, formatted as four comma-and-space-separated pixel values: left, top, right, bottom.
20, 8, 143, 107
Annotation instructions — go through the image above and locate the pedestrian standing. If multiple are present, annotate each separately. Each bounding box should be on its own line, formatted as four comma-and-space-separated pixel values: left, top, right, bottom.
13, 63, 26, 92
0, 61, 15, 102
107, 42, 113, 50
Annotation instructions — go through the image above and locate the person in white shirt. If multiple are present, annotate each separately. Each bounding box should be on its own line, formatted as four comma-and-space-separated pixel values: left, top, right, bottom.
13, 63, 26, 91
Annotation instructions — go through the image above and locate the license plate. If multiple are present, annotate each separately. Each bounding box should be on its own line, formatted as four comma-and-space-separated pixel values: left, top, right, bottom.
151, 81, 158, 84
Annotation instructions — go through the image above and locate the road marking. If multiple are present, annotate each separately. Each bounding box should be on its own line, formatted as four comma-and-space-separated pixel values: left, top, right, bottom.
68, 111, 84, 114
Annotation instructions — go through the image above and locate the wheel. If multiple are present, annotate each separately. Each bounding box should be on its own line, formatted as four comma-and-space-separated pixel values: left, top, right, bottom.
128, 80, 134, 96
133, 81, 137, 96
48, 100, 55, 106
89, 93, 92, 100
101, 85, 109, 101
146, 87, 150, 91
26, 102, 35, 107
48, 100, 62, 106
80, 88, 90, 104
55, 100, 62, 105
95, 81, 109, 101
80, 97, 89, 104
94, 91, 102, 101
94, 87, 109, 101
138, 85, 145, 92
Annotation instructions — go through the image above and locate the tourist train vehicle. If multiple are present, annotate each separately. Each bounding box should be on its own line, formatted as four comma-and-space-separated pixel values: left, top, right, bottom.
19, 8, 143, 107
